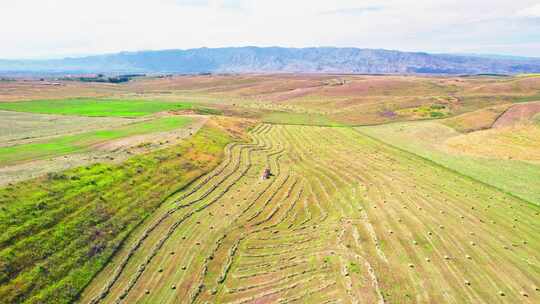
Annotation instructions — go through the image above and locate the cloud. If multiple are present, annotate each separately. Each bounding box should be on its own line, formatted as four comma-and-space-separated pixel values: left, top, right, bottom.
517, 3, 540, 17
320, 6, 384, 16
172, 0, 244, 9
0, 0, 538, 59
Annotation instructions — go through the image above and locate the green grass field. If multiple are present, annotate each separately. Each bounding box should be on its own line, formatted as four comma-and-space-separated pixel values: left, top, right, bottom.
0, 99, 195, 117
0, 116, 192, 166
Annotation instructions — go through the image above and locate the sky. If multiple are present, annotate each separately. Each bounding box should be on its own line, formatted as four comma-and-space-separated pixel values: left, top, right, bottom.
1, 0, 540, 59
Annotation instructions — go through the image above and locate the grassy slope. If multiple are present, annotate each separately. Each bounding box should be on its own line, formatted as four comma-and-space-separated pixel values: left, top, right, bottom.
0, 119, 245, 304
0, 116, 192, 166
358, 121, 540, 205
0, 99, 194, 117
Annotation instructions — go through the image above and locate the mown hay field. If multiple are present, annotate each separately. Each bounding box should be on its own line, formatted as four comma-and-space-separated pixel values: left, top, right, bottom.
79, 124, 539, 304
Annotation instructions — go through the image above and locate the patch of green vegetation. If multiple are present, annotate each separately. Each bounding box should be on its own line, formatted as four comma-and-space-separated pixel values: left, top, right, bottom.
393, 103, 451, 121
0, 116, 192, 166
517, 74, 540, 78
534, 113, 540, 125
348, 262, 361, 274
0, 121, 237, 304
429, 111, 445, 118
263, 111, 346, 127
0, 98, 195, 117
511, 94, 540, 103
413, 104, 449, 118
195, 107, 223, 115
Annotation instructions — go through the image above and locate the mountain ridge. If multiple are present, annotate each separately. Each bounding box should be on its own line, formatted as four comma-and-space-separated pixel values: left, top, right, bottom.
2, 46, 540, 75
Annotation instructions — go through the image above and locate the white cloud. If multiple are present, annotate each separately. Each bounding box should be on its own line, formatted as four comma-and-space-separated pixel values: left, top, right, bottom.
0, 0, 538, 58
517, 3, 540, 17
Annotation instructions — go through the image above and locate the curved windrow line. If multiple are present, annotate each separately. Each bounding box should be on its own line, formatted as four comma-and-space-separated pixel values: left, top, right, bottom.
112, 129, 280, 303
188, 128, 290, 302
88, 125, 276, 304
190, 126, 295, 300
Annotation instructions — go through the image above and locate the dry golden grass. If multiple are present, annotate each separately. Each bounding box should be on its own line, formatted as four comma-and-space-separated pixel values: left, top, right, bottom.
445, 125, 540, 163
442, 104, 513, 132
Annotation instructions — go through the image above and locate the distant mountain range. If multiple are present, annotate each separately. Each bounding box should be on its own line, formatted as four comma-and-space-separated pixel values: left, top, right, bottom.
2, 47, 540, 75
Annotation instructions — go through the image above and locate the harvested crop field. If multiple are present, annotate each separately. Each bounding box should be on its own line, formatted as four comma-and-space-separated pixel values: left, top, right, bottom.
80, 124, 540, 304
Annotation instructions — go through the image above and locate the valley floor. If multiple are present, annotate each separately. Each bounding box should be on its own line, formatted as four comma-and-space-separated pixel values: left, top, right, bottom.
80, 124, 540, 304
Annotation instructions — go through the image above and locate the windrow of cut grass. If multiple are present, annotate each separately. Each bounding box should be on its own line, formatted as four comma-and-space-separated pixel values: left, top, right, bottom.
81, 124, 539, 304
0, 98, 197, 117
0, 118, 248, 304
0, 116, 193, 166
